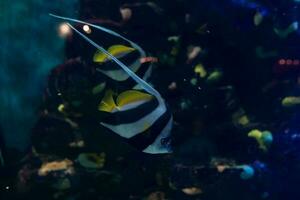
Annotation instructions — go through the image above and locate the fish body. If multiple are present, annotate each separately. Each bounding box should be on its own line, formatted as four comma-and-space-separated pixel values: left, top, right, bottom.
98, 90, 172, 153
50, 14, 173, 154
93, 44, 155, 90
248, 129, 273, 152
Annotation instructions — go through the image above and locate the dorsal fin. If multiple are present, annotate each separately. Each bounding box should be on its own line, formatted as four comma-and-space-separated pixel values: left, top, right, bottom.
49, 13, 145, 57
93, 45, 135, 63
117, 90, 153, 107
55, 22, 163, 103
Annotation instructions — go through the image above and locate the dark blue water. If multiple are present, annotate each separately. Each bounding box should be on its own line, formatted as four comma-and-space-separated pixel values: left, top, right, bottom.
1, 1, 300, 199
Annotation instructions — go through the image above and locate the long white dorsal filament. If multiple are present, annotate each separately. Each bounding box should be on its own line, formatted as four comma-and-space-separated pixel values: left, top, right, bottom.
59, 22, 163, 102
49, 13, 145, 56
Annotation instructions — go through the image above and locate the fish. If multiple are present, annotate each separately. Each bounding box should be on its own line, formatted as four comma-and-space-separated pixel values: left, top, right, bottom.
77, 152, 105, 169
93, 45, 135, 63
50, 14, 156, 90
93, 44, 155, 90
194, 63, 207, 78
274, 21, 299, 38
282, 96, 300, 107
248, 129, 273, 152
98, 89, 172, 153
206, 69, 223, 84
253, 11, 264, 26
238, 165, 255, 180
50, 14, 173, 154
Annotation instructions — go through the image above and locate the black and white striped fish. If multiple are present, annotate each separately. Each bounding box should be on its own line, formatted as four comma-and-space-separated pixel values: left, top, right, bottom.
50, 14, 173, 154
93, 43, 155, 90
69, 17, 157, 90
98, 89, 172, 153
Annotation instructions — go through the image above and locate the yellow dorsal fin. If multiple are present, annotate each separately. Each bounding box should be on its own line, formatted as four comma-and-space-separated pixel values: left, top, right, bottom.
93, 45, 135, 63
93, 50, 107, 63
108, 45, 135, 57
116, 90, 153, 107
98, 90, 117, 112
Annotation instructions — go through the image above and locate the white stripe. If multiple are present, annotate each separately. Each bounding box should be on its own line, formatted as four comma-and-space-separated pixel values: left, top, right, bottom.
97, 58, 141, 81
142, 63, 153, 81
143, 116, 173, 154
101, 102, 167, 138
132, 65, 153, 90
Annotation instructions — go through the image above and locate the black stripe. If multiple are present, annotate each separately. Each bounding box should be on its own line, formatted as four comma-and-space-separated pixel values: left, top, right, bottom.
95, 51, 152, 86
127, 107, 172, 151
123, 61, 151, 82
108, 62, 152, 90
100, 97, 159, 125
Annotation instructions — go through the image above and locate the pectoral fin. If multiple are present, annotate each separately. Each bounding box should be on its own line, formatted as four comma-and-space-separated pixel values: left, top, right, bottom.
98, 90, 117, 112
